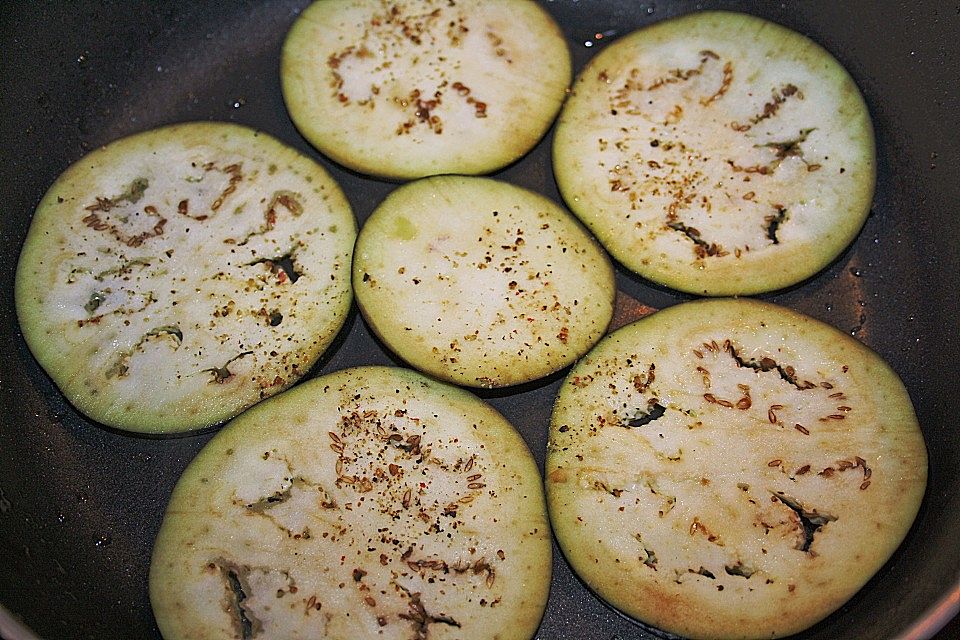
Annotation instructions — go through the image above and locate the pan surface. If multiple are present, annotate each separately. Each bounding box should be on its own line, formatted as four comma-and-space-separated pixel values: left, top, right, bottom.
0, 2, 957, 639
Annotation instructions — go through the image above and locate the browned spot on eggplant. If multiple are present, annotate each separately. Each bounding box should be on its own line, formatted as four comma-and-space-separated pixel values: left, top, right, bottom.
724, 561, 755, 578
233, 190, 303, 246
626, 402, 666, 428
405, 555, 496, 588
689, 517, 724, 546
246, 251, 301, 284
634, 533, 658, 569
700, 60, 733, 106
203, 350, 254, 384
84, 177, 149, 212
771, 491, 837, 552
761, 128, 816, 161
84, 290, 108, 314
591, 478, 624, 499
210, 560, 265, 640
667, 220, 728, 258
726, 344, 819, 390
730, 83, 803, 131
631, 362, 657, 393
397, 586, 461, 639
764, 207, 788, 245
105, 325, 182, 379
690, 566, 715, 578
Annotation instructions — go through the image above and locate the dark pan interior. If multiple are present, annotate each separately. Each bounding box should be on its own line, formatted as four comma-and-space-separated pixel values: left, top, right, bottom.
1, 2, 957, 639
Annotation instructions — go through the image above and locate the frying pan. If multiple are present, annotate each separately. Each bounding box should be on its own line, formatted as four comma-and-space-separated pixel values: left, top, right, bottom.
1, 1, 957, 639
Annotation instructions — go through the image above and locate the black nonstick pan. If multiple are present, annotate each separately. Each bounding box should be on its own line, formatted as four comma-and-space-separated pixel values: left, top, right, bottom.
1, 1, 957, 639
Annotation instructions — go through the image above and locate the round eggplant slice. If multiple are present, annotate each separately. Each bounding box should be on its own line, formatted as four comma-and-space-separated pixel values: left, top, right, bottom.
553, 11, 875, 296
353, 175, 615, 388
15, 122, 356, 434
546, 299, 926, 640
281, 0, 570, 180
150, 365, 551, 640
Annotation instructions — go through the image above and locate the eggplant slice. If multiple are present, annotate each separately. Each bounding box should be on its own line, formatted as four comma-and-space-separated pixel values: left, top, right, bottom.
15, 122, 356, 434
546, 298, 926, 639
553, 11, 875, 295
281, 0, 571, 179
352, 175, 615, 388
150, 365, 551, 640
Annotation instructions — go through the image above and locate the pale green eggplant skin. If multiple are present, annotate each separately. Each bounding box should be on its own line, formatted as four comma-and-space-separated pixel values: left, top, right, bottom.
150, 365, 552, 640
353, 175, 615, 389
15, 121, 356, 434
554, 11, 875, 296
281, 0, 571, 180
547, 298, 926, 640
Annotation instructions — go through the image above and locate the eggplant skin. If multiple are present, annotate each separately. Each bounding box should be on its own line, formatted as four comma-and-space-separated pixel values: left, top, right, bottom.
553, 10, 876, 296
547, 298, 927, 640
150, 365, 552, 640
14, 122, 356, 434
281, 0, 571, 180
352, 175, 615, 388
